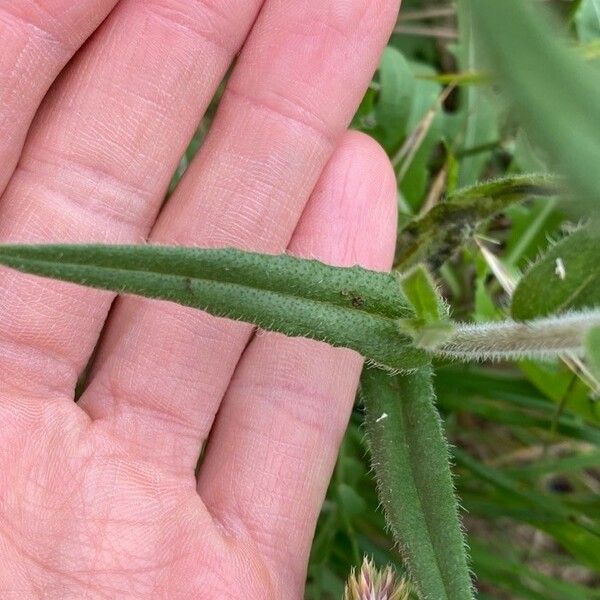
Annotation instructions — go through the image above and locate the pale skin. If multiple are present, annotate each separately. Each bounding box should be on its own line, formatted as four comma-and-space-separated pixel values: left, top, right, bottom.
0, 1, 400, 598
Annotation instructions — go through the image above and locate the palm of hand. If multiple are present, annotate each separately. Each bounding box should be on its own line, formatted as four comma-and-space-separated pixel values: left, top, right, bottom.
0, 1, 398, 597
1, 388, 278, 598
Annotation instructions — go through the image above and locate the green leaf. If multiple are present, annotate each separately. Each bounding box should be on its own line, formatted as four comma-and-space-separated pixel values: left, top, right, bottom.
503, 449, 600, 479
455, 449, 596, 531
511, 129, 549, 174
0, 243, 427, 371
395, 174, 559, 270
399, 264, 446, 324
436, 366, 600, 445
397, 61, 444, 210
456, 450, 600, 571
512, 224, 600, 320
337, 484, 366, 518
518, 360, 598, 425
400, 265, 454, 350
456, 0, 500, 187
471, 0, 600, 216
376, 47, 416, 151
504, 198, 563, 268
361, 366, 474, 600
470, 540, 600, 600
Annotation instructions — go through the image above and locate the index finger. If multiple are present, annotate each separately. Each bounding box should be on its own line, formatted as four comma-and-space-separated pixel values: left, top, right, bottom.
0, 0, 119, 193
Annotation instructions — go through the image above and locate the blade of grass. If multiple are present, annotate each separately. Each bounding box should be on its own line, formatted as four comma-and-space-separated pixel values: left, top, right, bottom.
456, 0, 499, 187
501, 449, 600, 479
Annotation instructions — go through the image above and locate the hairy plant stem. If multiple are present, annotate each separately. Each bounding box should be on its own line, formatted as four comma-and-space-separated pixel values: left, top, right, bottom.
435, 309, 600, 361
362, 366, 474, 600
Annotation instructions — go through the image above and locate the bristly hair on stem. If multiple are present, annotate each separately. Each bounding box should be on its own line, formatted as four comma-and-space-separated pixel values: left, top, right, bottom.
434, 309, 600, 362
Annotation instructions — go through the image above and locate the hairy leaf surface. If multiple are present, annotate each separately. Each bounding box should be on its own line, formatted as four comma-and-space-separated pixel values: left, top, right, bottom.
0, 244, 427, 370
395, 174, 558, 270
512, 225, 600, 320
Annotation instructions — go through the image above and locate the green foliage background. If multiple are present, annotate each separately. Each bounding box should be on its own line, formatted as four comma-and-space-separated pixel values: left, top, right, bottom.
307, 1, 600, 598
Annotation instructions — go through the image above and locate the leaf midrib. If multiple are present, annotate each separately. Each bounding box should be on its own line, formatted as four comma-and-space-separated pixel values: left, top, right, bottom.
0, 254, 402, 329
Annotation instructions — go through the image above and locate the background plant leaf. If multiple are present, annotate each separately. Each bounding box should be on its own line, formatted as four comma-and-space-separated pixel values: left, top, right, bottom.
395, 174, 558, 270
455, 0, 500, 187
575, 0, 600, 43
376, 47, 416, 151
471, 0, 600, 216
512, 224, 600, 320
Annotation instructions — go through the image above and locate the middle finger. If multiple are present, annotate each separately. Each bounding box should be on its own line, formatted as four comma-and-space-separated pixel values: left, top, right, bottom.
80, 0, 400, 473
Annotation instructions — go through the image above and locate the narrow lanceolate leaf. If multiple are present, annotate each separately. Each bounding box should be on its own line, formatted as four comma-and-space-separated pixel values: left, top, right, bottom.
399, 264, 447, 324
395, 174, 558, 270
0, 244, 427, 371
362, 367, 473, 600
512, 225, 600, 320
472, 0, 600, 216
399, 264, 455, 350
456, 0, 499, 187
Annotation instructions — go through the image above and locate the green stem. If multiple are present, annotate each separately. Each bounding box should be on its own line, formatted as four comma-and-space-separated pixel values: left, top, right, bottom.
361, 366, 473, 600
436, 309, 600, 361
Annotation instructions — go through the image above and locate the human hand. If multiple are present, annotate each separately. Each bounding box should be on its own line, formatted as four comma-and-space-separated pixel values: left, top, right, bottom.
0, 1, 399, 597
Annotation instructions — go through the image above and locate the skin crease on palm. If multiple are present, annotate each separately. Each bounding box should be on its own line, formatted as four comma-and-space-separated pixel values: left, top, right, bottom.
0, 0, 401, 598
